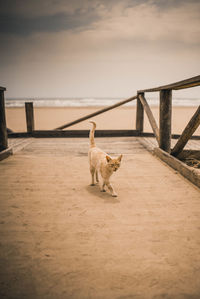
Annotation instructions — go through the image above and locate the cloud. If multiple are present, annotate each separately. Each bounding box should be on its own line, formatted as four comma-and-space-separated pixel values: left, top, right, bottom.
1, 0, 200, 65
149, 0, 200, 10
0, 11, 99, 35
0, 0, 88, 16
0, 0, 199, 97
0, 0, 200, 44
89, 1, 200, 45
0, 0, 103, 36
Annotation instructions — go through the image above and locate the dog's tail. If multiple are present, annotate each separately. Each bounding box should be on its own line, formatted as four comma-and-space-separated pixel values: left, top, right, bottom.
89, 121, 96, 148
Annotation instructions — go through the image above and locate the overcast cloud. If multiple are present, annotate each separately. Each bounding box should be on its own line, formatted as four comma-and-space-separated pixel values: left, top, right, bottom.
0, 0, 199, 97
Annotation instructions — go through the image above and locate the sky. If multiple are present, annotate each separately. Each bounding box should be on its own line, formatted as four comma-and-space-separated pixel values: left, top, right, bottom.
0, 0, 200, 98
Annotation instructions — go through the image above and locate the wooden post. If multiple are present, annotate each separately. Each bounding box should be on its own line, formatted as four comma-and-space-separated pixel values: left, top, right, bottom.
171, 106, 200, 157
0, 88, 8, 151
136, 93, 144, 132
138, 93, 159, 144
25, 102, 35, 132
159, 89, 172, 153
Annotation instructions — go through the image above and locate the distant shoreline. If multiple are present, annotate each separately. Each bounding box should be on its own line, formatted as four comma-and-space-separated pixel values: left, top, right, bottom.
5, 97, 200, 108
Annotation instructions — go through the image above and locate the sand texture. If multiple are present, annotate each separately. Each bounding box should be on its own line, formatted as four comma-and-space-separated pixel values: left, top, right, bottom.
0, 137, 200, 299
5, 106, 200, 135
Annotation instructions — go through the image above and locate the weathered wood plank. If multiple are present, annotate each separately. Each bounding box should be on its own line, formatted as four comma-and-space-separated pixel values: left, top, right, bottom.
138, 75, 200, 93
34, 130, 140, 138
159, 89, 172, 152
8, 130, 139, 138
54, 95, 137, 130
25, 102, 35, 132
8, 132, 32, 138
0, 148, 12, 161
0, 87, 6, 91
154, 148, 200, 189
0, 90, 8, 151
8, 130, 200, 139
138, 93, 159, 144
177, 150, 200, 160
171, 106, 200, 157
8, 130, 159, 139
136, 95, 144, 132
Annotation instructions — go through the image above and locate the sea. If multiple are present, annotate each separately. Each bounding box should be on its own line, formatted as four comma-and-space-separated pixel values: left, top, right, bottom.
5, 97, 200, 108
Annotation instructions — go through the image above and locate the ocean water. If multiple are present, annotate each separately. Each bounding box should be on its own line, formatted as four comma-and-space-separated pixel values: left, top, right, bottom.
5, 97, 200, 108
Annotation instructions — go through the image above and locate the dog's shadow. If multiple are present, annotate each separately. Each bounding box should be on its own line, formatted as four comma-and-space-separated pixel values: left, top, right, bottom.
86, 184, 120, 204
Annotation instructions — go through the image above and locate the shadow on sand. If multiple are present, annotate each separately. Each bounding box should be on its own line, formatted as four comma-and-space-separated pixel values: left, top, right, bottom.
86, 184, 120, 204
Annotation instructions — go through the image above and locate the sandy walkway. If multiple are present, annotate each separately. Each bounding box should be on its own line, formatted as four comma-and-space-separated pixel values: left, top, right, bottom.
0, 137, 200, 299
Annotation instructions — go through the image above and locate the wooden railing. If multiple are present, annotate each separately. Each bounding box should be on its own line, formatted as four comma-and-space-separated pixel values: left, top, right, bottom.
1, 76, 200, 159
0, 86, 7, 151
1, 76, 199, 186
54, 95, 137, 130
53, 75, 200, 158
137, 75, 200, 155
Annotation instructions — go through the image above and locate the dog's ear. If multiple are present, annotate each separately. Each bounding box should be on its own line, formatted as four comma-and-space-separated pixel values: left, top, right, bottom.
106, 155, 111, 163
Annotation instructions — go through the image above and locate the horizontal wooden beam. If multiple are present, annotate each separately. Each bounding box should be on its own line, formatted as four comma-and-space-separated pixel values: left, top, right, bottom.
138, 93, 159, 144
8, 130, 163, 139
8, 130, 200, 139
154, 148, 200, 189
8, 130, 140, 138
138, 75, 200, 93
0, 87, 6, 91
36, 130, 141, 138
171, 106, 200, 157
54, 95, 137, 130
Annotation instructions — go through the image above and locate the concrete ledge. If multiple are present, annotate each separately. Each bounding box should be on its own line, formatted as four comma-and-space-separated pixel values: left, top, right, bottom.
154, 148, 200, 189
0, 148, 13, 161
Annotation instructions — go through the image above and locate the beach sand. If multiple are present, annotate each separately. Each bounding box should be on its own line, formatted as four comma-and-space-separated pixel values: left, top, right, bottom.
5, 106, 200, 135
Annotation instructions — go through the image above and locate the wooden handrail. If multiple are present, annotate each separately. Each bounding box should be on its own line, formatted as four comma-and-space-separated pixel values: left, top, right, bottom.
138, 75, 200, 93
54, 95, 137, 130
1, 75, 199, 162
0, 89, 8, 151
